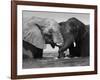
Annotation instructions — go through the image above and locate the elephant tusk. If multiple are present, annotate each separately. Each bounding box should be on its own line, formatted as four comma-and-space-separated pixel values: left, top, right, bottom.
56, 42, 63, 46
73, 42, 76, 47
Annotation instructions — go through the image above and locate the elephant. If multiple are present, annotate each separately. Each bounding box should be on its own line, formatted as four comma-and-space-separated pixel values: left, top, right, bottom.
50, 17, 89, 58
23, 16, 63, 59
42, 17, 89, 58
23, 16, 89, 59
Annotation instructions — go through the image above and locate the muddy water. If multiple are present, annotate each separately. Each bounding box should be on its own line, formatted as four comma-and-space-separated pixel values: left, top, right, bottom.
23, 52, 89, 69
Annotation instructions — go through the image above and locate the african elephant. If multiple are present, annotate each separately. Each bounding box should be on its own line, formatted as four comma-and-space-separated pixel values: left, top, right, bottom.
57, 17, 89, 58
23, 16, 63, 59
43, 17, 89, 58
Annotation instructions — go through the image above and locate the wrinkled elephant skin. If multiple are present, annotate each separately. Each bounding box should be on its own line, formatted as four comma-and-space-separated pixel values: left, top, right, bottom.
23, 16, 62, 59
58, 17, 89, 58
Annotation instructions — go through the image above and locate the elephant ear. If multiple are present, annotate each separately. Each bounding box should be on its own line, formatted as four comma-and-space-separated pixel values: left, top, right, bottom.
23, 20, 46, 49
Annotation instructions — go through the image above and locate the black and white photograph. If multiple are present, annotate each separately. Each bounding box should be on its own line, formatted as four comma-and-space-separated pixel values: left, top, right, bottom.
22, 11, 90, 69
11, 1, 97, 79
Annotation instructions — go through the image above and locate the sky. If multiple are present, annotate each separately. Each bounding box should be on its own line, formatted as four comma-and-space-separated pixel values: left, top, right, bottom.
23, 10, 90, 24
23, 11, 90, 52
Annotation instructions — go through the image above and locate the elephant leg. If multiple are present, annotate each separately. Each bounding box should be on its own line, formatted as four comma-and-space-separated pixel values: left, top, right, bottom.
73, 41, 81, 57
31, 48, 43, 59
81, 33, 89, 57
68, 43, 76, 57
30, 45, 43, 59
58, 46, 65, 58
69, 42, 81, 57
23, 40, 30, 50
58, 51, 65, 58
68, 40, 89, 58
23, 40, 43, 59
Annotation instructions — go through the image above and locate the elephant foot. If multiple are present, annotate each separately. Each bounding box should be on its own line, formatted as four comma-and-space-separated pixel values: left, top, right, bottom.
66, 54, 79, 58
32, 52, 43, 59
58, 52, 65, 59
31, 48, 43, 59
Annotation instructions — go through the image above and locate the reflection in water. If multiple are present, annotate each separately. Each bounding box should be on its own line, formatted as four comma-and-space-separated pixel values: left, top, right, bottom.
23, 52, 89, 69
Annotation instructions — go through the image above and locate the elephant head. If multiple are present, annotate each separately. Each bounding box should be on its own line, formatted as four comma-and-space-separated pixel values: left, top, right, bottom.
23, 16, 63, 49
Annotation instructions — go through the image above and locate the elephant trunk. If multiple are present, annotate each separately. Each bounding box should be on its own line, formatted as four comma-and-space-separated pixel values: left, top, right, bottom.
58, 34, 74, 53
